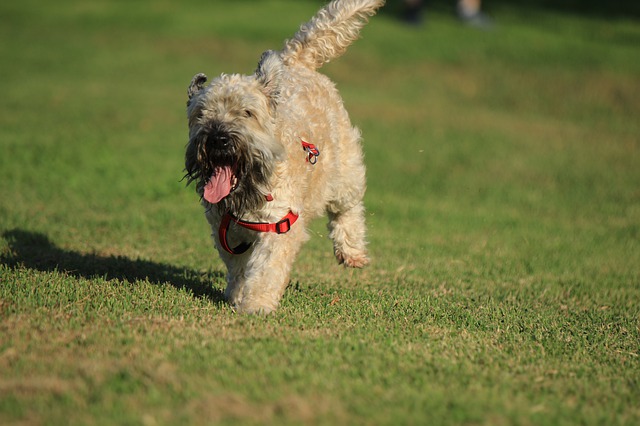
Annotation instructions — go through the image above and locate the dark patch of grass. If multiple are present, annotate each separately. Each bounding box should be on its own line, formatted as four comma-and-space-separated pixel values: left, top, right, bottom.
1, 229, 225, 303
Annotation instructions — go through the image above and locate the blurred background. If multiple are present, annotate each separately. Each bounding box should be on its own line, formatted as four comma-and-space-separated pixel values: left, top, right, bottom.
2, 0, 638, 238
1, 0, 639, 295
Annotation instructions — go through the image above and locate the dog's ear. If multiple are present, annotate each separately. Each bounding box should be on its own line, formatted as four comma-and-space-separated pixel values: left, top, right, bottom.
255, 51, 283, 109
187, 73, 208, 103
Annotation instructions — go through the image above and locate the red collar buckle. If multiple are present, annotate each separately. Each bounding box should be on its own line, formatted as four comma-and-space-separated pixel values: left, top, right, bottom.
275, 217, 292, 234
301, 140, 320, 164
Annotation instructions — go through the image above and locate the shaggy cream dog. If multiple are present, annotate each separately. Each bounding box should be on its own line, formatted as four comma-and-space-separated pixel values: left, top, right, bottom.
184, 0, 384, 314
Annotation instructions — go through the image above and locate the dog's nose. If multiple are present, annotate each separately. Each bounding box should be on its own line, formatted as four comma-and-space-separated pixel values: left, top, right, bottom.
206, 131, 230, 149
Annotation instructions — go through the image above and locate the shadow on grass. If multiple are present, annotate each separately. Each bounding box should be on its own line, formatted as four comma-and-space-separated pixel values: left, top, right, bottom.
0, 229, 226, 304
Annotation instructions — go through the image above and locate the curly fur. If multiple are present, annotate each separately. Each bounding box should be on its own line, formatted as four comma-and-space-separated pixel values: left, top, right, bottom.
282, 0, 385, 69
184, 0, 384, 314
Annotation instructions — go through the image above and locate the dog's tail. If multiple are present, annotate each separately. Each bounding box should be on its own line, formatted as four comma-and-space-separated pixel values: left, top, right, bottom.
281, 0, 384, 70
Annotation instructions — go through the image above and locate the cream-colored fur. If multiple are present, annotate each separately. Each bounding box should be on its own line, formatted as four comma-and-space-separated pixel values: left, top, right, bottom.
184, 0, 384, 314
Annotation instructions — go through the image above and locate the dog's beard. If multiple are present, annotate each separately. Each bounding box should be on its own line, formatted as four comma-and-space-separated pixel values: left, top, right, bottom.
184, 123, 278, 215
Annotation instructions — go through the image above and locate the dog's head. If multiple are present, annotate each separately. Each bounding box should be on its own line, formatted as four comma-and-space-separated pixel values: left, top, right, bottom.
184, 51, 285, 213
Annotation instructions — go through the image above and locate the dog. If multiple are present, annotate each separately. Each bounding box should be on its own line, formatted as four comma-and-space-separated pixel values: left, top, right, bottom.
184, 0, 385, 314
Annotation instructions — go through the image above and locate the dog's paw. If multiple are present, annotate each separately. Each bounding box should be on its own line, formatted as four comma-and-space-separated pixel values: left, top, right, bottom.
234, 299, 278, 315
335, 250, 369, 268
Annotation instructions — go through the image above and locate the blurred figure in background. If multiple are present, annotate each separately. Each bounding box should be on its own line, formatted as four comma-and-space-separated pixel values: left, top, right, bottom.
404, 0, 493, 28
457, 0, 492, 26
404, 0, 425, 25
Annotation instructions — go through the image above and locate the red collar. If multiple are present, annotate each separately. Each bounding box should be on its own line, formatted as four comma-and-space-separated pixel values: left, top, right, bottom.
219, 211, 299, 255
217, 139, 315, 255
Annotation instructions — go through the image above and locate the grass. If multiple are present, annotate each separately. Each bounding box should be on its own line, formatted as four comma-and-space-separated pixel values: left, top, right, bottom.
1, 0, 639, 424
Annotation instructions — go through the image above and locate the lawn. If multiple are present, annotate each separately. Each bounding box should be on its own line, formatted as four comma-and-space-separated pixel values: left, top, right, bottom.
1, 0, 639, 425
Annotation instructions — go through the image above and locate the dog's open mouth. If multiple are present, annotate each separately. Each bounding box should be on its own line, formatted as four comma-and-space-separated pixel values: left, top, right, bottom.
203, 165, 238, 204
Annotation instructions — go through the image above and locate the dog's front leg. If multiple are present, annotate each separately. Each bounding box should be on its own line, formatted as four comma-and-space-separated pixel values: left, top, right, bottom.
224, 224, 306, 314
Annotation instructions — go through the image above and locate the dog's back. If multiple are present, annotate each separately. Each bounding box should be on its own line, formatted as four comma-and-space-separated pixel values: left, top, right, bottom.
281, 0, 385, 70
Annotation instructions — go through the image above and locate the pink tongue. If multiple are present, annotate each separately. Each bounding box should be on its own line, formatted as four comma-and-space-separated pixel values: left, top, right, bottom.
203, 166, 233, 204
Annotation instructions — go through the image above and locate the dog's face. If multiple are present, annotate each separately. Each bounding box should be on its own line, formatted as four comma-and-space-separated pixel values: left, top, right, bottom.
185, 51, 285, 214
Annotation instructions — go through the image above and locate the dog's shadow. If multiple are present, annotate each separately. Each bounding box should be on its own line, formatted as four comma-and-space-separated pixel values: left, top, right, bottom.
1, 229, 226, 304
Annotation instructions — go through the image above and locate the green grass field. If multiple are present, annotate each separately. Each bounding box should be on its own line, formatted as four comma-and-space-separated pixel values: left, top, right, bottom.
1, 0, 639, 424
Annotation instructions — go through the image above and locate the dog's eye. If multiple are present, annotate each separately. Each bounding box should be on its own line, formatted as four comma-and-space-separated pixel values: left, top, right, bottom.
243, 110, 253, 119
